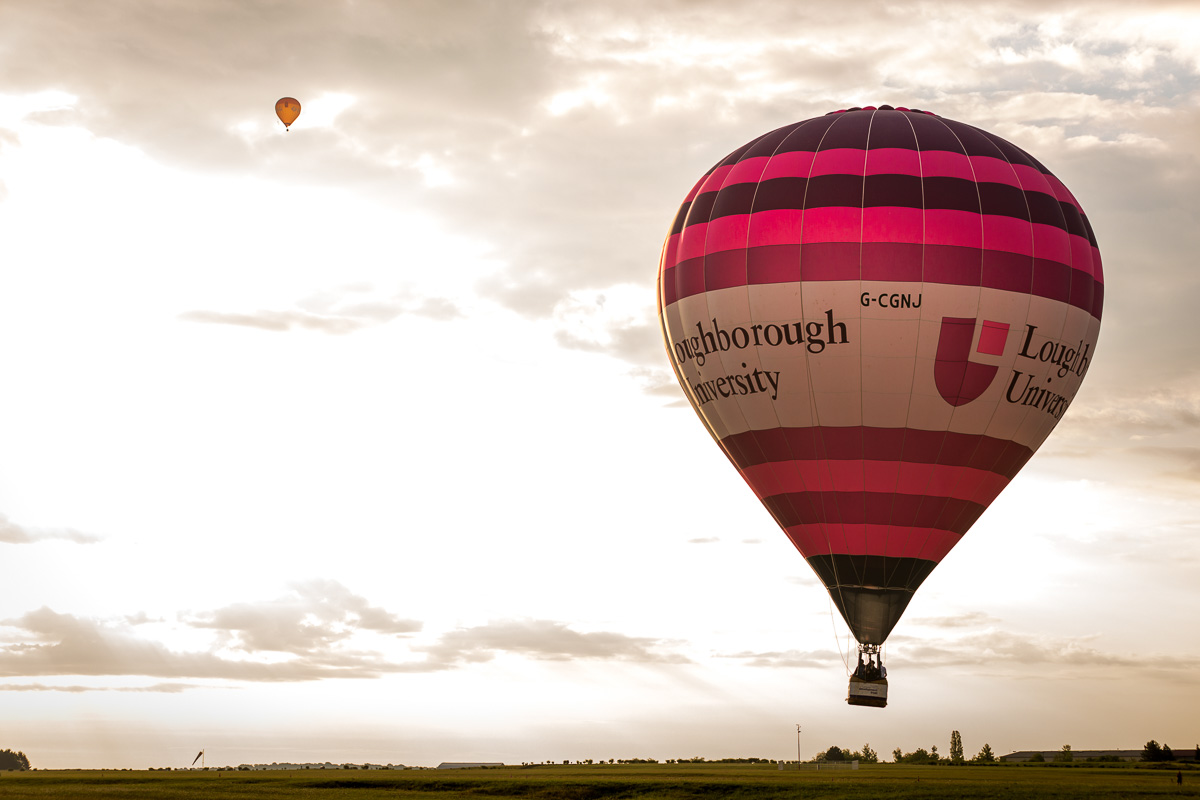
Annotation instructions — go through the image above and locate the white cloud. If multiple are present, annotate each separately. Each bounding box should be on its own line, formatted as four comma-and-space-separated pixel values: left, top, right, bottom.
0, 514, 100, 545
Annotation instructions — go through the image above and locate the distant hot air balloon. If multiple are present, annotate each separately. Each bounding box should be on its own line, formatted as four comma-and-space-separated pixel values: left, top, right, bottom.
275, 97, 301, 130
657, 106, 1102, 707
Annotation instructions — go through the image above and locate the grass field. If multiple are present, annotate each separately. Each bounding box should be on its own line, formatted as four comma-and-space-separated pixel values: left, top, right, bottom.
0, 763, 1194, 799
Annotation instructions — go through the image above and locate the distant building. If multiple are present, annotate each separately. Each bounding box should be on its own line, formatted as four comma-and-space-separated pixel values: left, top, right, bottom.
237, 762, 406, 771
1002, 750, 1196, 763
437, 762, 504, 769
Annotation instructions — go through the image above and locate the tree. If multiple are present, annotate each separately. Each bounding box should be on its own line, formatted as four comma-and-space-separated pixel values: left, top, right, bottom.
0, 749, 31, 771
824, 746, 845, 762
860, 744, 878, 764
950, 731, 964, 764
1162, 744, 1175, 761
973, 744, 996, 764
892, 748, 903, 763
1054, 744, 1073, 763
1029, 751, 1044, 763
896, 748, 935, 765
1142, 741, 1164, 762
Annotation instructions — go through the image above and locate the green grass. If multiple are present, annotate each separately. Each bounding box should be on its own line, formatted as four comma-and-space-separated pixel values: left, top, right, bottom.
0, 763, 1195, 799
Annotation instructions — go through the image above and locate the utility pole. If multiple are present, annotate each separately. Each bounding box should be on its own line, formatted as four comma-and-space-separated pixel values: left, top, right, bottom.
796, 725, 802, 765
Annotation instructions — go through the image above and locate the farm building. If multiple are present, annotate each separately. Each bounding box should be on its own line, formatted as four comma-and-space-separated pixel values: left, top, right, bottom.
1002, 749, 1196, 763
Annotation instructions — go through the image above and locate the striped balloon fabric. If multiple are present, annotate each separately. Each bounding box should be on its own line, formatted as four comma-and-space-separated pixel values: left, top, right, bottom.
657, 106, 1102, 646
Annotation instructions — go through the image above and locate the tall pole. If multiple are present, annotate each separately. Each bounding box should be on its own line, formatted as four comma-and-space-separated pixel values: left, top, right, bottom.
796, 725, 802, 764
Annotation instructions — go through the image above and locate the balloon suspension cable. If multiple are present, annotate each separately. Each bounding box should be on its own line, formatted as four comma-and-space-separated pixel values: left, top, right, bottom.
852, 643, 885, 681
828, 595, 852, 675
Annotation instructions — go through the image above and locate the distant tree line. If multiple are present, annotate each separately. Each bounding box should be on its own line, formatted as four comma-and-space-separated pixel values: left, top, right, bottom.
0, 749, 31, 771
890, 734, 996, 765
1141, 741, 1189, 762
814, 744, 879, 764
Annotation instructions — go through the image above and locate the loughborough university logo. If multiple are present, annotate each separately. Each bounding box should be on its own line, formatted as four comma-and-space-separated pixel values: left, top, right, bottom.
934, 317, 1010, 407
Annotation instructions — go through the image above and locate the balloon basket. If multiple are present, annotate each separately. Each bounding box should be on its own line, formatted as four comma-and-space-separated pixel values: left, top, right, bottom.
847, 674, 888, 708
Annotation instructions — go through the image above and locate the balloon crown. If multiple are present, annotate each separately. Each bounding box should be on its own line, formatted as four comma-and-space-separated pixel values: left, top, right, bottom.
827, 105, 937, 115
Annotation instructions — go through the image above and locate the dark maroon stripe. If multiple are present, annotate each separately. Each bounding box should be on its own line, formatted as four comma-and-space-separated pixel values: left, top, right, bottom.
756, 110, 1027, 162
721, 426, 1035, 479
762, 491, 986, 534
706, 110, 1071, 196
682, 175, 1083, 233
862, 242, 922, 281
808, 554, 936, 593
669, 200, 691, 237
661, 242, 1102, 318
770, 114, 842, 155
741, 120, 809, 159
1081, 214, 1099, 249
702, 248, 746, 291
815, 109, 873, 150
684, 191, 718, 227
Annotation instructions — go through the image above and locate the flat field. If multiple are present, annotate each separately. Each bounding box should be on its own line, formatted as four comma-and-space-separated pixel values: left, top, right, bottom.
0, 763, 1194, 799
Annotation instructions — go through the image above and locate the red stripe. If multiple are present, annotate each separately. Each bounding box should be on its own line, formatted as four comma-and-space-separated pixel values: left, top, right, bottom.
761, 491, 986, 534
721, 426, 1034, 478
785, 523, 962, 561
739, 460, 1009, 506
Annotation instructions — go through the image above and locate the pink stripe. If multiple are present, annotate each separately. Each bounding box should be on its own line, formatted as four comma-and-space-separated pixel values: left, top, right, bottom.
681, 173, 710, 204
1070, 236, 1095, 279
722, 208, 1070, 260
660, 233, 681, 273
864, 148, 922, 176
1011, 163, 1054, 195
919, 150, 975, 180
784, 524, 961, 561
800, 207, 863, 244
1033, 223, 1072, 264
703, 214, 750, 254
740, 460, 1008, 506
697, 164, 735, 196
746, 209, 805, 247
809, 148, 867, 176
925, 209, 983, 248
862, 206, 923, 244
761, 150, 816, 181
676, 222, 710, 262
969, 155, 1021, 186
726, 156, 771, 186
982, 214, 1033, 256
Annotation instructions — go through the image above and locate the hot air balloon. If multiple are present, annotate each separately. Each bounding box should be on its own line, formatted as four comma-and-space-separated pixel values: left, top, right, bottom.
656, 106, 1102, 707
275, 97, 301, 130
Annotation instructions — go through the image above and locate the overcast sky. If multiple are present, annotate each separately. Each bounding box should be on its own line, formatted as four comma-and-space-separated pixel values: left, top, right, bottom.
0, 0, 1197, 770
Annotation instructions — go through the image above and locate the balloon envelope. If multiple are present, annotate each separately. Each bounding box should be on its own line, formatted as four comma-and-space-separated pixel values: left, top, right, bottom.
275, 97, 301, 128
657, 106, 1102, 646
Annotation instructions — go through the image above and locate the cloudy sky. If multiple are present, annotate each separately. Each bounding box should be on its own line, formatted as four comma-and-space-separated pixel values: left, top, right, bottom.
0, 0, 1197, 770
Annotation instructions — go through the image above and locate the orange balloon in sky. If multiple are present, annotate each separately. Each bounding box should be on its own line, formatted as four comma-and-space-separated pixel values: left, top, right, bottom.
275, 97, 301, 130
